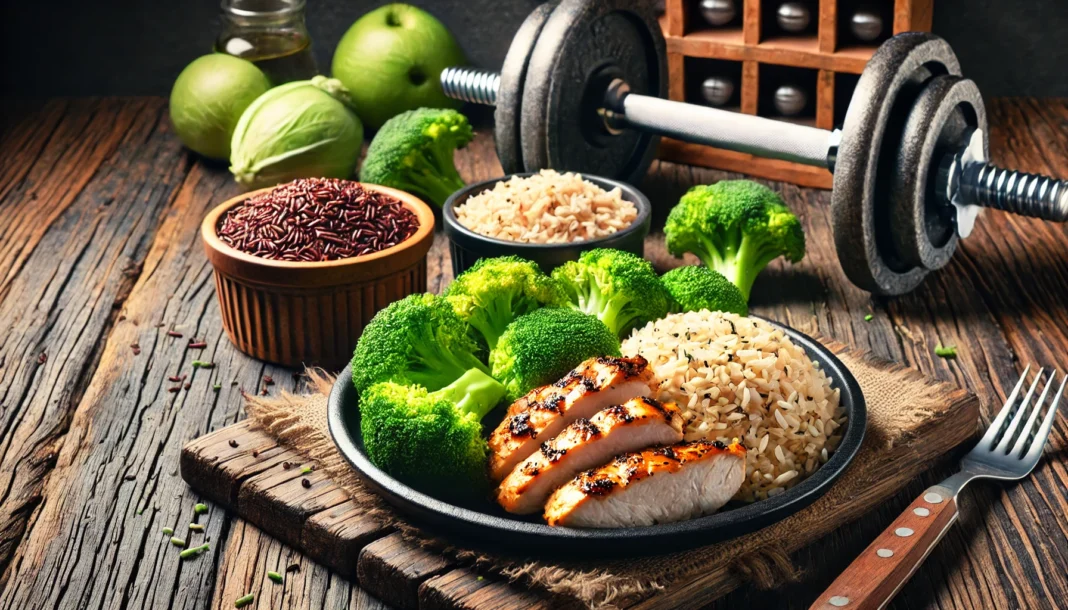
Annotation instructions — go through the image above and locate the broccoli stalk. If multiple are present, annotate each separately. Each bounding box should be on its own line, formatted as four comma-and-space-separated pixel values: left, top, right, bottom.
360, 371, 506, 490
352, 292, 510, 492
431, 368, 507, 416
568, 271, 631, 336
665, 180, 805, 301
444, 256, 567, 350
351, 293, 488, 394
359, 108, 473, 206
550, 249, 670, 338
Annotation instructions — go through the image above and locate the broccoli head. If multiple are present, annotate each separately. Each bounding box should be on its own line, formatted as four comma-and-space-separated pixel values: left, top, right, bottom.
664, 180, 805, 301
490, 307, 621, 402
444, 255, 568, 350
550, 248, 670, 338
360, 368, 506, 490
359, 107, 473, 206
661, 266, 748, 316
351, 293, 488, 395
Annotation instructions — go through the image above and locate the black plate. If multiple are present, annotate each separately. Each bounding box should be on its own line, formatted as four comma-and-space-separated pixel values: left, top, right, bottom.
328, 319, 866, 557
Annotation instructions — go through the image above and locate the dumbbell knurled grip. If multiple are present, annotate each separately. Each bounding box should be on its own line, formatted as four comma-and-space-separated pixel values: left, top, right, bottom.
617, 92, 835, 169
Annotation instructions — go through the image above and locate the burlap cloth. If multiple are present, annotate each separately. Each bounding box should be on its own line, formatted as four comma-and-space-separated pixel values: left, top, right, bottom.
244, 347, 970, 609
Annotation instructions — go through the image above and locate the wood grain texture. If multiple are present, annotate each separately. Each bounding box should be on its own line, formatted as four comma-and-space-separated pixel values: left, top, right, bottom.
358, 534, 452, 610
0, 98, 194, 580
0, 98, 1063, 610
179, 420, 390, 579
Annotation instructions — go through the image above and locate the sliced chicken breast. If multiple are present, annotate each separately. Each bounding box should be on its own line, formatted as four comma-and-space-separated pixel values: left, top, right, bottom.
544, 440, 747, 528
496, 397, 685, 514
488, 356, 656, 482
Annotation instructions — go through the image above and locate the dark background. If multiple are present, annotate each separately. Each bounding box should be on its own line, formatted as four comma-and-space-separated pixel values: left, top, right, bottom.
1, 0, 1065, 98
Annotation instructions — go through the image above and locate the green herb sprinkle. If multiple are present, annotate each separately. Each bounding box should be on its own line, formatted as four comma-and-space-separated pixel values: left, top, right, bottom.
934, 344, 958, 358
180, 543, 210, 559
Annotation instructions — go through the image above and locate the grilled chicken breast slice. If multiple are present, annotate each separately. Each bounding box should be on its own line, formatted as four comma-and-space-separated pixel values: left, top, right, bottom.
497, 397, 685, 514
544, 440, 747, 528
488, 356, 656, 482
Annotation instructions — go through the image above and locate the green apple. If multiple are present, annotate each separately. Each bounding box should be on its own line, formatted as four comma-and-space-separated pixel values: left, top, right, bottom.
169, 54, 271, 161
332, 3, 466, 130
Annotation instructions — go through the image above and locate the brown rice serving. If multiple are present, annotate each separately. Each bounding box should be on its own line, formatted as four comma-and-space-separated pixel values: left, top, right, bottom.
621, 310, 845, 501
454, 169, 637, 243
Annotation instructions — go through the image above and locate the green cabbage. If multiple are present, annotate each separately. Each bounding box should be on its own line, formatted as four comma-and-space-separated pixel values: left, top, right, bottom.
229, 76, 365, 189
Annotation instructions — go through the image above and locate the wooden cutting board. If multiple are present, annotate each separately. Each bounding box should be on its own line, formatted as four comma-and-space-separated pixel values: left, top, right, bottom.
180, 342, 979, 610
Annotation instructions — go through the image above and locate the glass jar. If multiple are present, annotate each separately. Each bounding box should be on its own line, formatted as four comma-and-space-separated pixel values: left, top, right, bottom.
215, 0, 318, 86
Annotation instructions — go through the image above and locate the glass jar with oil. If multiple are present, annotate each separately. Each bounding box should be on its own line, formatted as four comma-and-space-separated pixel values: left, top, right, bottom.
216, 0, 318, 85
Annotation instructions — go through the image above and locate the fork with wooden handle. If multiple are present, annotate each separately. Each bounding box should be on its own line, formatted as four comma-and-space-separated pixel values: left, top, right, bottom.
811, 367, 1066, 610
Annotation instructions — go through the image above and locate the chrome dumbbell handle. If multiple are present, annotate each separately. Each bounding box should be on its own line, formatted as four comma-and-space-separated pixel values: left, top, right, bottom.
602, 79, 836, 168
442, 67, 837, 168
441, 66, 1068, 224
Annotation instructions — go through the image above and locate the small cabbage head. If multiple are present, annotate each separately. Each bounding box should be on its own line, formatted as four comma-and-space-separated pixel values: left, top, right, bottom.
229, 76, 364, 189
169, 54, 271, 161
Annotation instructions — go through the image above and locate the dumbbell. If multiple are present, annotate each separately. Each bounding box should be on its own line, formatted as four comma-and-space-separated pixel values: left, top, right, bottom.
439, 0, 1068, 295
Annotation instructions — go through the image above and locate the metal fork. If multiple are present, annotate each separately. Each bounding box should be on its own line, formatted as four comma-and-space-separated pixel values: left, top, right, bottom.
811, 367, 1066, 610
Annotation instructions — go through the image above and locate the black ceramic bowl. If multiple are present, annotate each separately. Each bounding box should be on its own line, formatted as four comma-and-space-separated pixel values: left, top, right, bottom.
442, 173, 652, 276
328, 318, 867, 558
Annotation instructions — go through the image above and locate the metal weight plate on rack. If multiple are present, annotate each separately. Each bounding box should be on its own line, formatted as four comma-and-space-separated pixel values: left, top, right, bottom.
831, 32, 962, 295
520, 0, 668, 184
888, 75, 987, 271
495, 2, 556, 175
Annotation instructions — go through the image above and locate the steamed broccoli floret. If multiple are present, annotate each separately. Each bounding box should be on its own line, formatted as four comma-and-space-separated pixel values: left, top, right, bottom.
550, 248, 669, 338
661, 266, 748, 316
360, 369, 506, 489
359, 107, 473, 206
444, 256, 568, 350
351, 293, 488, 395
490, 307, 621, 402
664, 180, 805, 300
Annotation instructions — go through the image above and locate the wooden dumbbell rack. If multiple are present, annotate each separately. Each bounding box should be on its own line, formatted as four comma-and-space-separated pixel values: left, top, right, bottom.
659, 0, 933, 188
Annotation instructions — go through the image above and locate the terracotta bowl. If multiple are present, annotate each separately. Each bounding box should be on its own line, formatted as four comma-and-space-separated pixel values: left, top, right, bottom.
201, 183, 435, 370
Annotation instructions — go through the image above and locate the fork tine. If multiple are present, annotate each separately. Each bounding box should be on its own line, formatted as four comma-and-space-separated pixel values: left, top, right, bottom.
1011, 371, 1057, 456
1022, 375, 1066, 465
980, 366, 1036, 449
995, 370, 1047, 454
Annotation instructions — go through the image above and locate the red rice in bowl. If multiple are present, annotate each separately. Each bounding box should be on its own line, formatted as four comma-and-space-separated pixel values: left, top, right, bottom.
453, 169, 637, 243
621, 310, 845, 501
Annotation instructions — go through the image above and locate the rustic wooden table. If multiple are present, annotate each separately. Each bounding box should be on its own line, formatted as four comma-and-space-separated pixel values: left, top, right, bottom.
0, 97, 1065, 610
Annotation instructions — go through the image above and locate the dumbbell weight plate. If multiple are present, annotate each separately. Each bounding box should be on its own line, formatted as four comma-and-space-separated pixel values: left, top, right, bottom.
831, 32, 962, 296
889, 75, 987, 271
520, 0, 667, 184
494, 2, 556, 175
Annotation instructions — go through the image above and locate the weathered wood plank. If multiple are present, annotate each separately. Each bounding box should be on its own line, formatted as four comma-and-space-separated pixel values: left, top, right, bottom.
420, 568, 560, 610
0, 146, 298, 609
180, 421, 392, 579
0, 98, 198, 580
358, 533, 453, 610
209, 519, 389, 610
